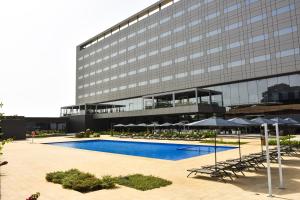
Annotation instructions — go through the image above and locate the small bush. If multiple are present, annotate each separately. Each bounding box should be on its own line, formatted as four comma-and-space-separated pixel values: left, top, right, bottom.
114, 174, 172, 191
46, 169, 115, 193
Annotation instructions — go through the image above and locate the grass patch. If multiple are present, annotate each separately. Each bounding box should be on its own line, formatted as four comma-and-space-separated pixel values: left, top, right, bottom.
113, 174, 172, 191
200, 140, 248, 145
46, 169, 115, 193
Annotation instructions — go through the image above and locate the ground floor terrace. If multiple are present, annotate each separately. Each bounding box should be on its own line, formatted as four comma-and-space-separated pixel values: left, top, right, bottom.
1, 135, 300, 200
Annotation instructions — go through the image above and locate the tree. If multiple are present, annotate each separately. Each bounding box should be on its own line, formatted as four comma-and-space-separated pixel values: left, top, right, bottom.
0, 102, 12, 167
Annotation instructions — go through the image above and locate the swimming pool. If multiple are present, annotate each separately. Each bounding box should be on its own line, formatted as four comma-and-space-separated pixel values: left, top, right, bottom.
47, 140, 236, 161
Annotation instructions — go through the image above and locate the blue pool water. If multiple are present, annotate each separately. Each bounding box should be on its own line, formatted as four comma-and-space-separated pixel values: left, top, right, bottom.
46, 140, 236, 161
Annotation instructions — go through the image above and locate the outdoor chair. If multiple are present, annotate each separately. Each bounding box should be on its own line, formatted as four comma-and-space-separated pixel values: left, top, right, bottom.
187, 167, 233, 182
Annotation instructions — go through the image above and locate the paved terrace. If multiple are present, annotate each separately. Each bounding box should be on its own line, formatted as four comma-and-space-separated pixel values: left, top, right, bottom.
1, 136, 300, 200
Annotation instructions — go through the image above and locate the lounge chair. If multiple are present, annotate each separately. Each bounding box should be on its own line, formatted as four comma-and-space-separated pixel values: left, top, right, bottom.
187, 167, 233, 182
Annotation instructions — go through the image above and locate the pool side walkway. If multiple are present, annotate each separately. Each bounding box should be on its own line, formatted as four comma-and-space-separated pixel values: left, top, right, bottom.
1, 135, 300, 200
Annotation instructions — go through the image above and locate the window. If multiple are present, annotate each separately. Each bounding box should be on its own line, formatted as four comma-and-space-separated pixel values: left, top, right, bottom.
162, 75, 173, 81
78, 56, 83, 61
161, 60, 172, 67
119, 49, 126, 54
224, 4, 240, 13
90, 82, 95, 86
84, 64, 89, 68
128, 58, 136, 63
119, 61, 126, 66
150, 79, 159, 84
148, 23, 158, 29
111, 41, 118, 46
138, 54, 146, 60
78, 76, 83, 80
84, 84, 89, 88
228, 60, 245, 68
188, 3, 201, 12
148, 36, 158, 43
160, 17, 171, 24
128, 45, 136, 51
173, 10, 184, 18
84, 54, 89, 58
174, 25, 185, 33
111, 64, 118, 69
175, 56, 187, 63
96, 80, 102, 84
190, 52, 203, 59
249, 34, 268, 43
119, 86, 127, 90
96, 91, 102, 95
207, 46, 222, 54
96, 58, 102, 63
110, 76, 117, 80
103, 44, 109, 50
111, 88, 118, 92
96, 48, 102, 53
103, 55, 109, 60
247, 13, 266, 24
189, 35, 202, 43
103, 89, 109, 94
205, 11, 220, 21
128, 83, 137, 88
78, 66, 83, 70
160, 31, 172, 38
137, 28, 146, 34
138, 67, 147, 73
191, 69, 204, 75
128, 32, 136, 39
225, 22, 242, 31
206, 29, 221, 37
149, 50, 158, 56
90, 92, 95, 96
90, 72, 95, 76
175, 72, 188, 79
138, 41, 147, 47
90, 51, 95, 56
138, 81, 147, 86
204, 0, 214, 4
103, 78, 109, 82
274, 26, 297, 37
227, 41, 243, 49
161, 45, 172, 52
250, 55, 270, 63
189, 19, 201, 27
119, 37, 126, 42
276, 48, 299, 58
174, 41, 186, 48
103, 66, 109, 71
96, 69, 102, 73
245, 0, 258, 6
84, 74, 89, 78
111, 52, 117, 58
149, 64, 159, 70
119, 73, 127, 78
208, 64, 224, 72
272, 4, 295, 16
128, 70, 136, 76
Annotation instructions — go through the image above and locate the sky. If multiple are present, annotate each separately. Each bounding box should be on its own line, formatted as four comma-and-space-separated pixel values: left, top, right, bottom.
0, 0, 157, 117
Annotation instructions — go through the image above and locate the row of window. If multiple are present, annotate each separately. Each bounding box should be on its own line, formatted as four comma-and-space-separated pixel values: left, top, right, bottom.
79, 1, 294, 57
78, 25, 297, 73
77, 47, 300, 95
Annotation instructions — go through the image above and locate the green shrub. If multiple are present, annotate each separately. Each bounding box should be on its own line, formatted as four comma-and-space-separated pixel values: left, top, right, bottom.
114, 174, 172, 191
46, 169, 115, 193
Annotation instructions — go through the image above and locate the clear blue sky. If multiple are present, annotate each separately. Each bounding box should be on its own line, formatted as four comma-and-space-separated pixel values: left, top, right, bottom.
0, 0, 157, 117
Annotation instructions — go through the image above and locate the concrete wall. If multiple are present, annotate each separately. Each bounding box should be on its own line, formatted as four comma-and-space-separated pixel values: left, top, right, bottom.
1, 118, 26, 140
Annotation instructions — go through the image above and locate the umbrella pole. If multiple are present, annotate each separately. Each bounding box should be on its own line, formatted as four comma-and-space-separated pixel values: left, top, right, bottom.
214, 128, 217, 172
238, 128, 241, 162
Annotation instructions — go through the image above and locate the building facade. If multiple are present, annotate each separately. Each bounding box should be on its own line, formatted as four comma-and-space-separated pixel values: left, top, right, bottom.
62, 0, 300, 131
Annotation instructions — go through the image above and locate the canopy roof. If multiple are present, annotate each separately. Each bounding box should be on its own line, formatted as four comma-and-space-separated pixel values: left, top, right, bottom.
251, 117, 274, 125
228, 117, 259, 126
187, 117, 242, 127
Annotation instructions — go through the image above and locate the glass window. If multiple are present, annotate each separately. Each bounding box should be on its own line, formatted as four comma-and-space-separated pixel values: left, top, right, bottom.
161, 60, 172, 67
247, 13, 266, 24
150, 79, 159, 84
175, 56, 187, 63
191, 69, 204, 75
128, 83, 137, 88
174, 25, 185, 33
138, 67, 147, 73
205, 11, 220, 21
128, 45, 136, 51
190, 52, 203, 59
162, 75, 173, 81
276, 48, 299, 58
161, 45, 172, 52
149, 50, 158, 56
128, 32, 136, 39
247, 81, 258, 103
188, 3, 201, 12
128, 58, 136, 63
137, 28, 146, 34
119, 86, 127, 90
230, 84, 239, 105
206, 29, 221, 37
250, 54, 270, 63
138, 54, 146, 60
226, 41, 243, 49
274, 26, 297, 37
245, 0, 258, 6
173, 10, 184, 18
160, 31, 172, 38
272, 4, 295, 16
138, 81, 147, 86
249, 34, 268, 43
228, 60, 245, 68
149, 64, 159, 70
148, 36, 158, 43
238, 82, 249, 105
148, 23, 158, 29
225, 22, 242, 31
138, 41, 147, 47
119, 73, 127, 78
128, 70, 136, 76
208, 64, 223, 72
175, 72, 188, 79
189, 35, 202, 43
224, 4, 240, 13
207, 46, 222, 54
174, 41, 186, 48
160, 17, 171, 24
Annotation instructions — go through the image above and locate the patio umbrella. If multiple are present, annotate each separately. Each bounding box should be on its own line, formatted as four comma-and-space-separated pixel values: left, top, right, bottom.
136, 123, 148, 127
284, 117, 299, 125
159, 122, 173, 127
271, 117, 289, 125
173, 122, 186, 126
228, 118, 259, 161
114, 124, 125, 127
251, 117, 275, 125
187, 117, 242, 171
125, 123, 136, 127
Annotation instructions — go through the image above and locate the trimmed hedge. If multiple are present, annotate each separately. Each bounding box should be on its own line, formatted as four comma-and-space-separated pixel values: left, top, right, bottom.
46, 169, 115, 193
114, 174, 172, 191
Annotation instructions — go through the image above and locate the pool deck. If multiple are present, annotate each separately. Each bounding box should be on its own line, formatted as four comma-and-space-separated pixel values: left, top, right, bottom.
1, 135, 300, 200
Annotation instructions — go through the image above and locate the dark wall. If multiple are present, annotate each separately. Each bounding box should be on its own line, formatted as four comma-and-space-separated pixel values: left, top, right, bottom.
1, 118, 26, 140
67, 115, 97, 133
